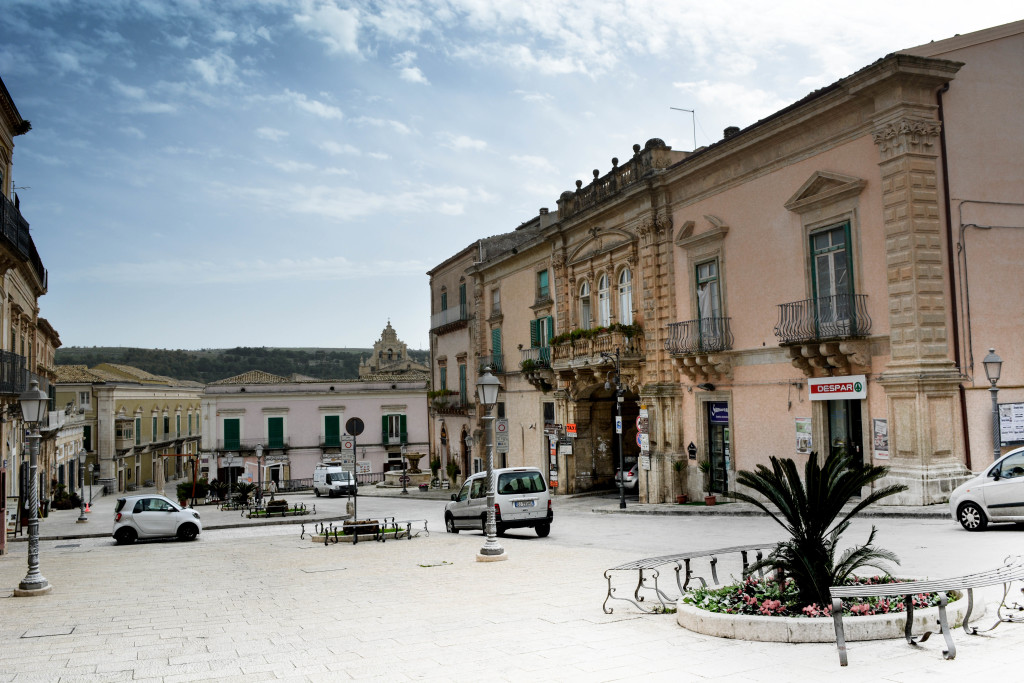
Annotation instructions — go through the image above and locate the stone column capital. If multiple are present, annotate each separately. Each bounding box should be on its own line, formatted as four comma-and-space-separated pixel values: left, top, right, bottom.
872, 118, 941, 161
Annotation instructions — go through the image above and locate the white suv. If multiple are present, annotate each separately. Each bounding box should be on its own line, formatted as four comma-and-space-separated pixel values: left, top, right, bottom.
444, 467, 552, 537
113, 494, 202, 544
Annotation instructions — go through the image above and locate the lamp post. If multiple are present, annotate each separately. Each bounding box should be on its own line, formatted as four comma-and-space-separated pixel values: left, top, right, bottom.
401, 444, 409, 495
15, 380, 51, 596
476, 367, 506, 562
255, 443, 264, 506
984, 348, 1003, 463
601, 348, 627, 510
77, 449, 88, 523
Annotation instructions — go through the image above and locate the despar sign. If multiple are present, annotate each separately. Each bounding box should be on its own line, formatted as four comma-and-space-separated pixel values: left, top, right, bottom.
808, 375, 867, 401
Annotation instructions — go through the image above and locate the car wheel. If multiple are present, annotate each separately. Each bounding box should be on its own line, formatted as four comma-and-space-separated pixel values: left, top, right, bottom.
535, 522, 551, 538
314, 488, 321, 497
445, 513, 459, 534
958, 502, 988, 531
496, 524, 507, 536
177, 524, 199, 541
114, 527, 137, 545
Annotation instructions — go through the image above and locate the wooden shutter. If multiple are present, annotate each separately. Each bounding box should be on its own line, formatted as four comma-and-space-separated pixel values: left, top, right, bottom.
400, 414, 407, 444
382, 415, 389, 443
325, 415, 340, 447
545, 316, 554, 344
492, 328, 502, 354
530, 319, 540, 348
459, 364, 467, 404
223, 419, 239, 450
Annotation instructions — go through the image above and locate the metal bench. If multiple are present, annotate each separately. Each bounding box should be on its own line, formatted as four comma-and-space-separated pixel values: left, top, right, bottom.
603, 543, 775, 614
390, 518, 429, 540
829, 554, 1024, 666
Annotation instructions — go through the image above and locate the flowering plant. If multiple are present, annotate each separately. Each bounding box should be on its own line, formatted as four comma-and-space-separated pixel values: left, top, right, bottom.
681, 575, 944, 618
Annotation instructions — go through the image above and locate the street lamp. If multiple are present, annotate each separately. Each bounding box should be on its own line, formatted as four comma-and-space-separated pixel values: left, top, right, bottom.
77, 448, 88, 523
476, 367, 506, 562
984, 348, 1003, 462
255, 443, 264, 506
15, 379, 51, 596
401, 444, 409, 495
601, 348, 627, 510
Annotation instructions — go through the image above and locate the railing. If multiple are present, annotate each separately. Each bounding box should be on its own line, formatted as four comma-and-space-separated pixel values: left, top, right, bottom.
0, 350, 28, 395
551, 329, 645, 364
383, 433, 408, 446
357, 471, 386, 486
520, 346, 552, 368
0, 192, 48, 289
555, 140, 672, 220
321, 434, 341, 448
431, 392, 472, 414
218, 437, 290, 451
665, 318, 734, 355
430, 304, 469, 330
774, 294, 871, 344
478, 353, 504, 374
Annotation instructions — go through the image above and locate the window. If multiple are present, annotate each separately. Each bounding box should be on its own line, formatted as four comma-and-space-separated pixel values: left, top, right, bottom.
223, 418, 240, 450
439, 366, 447, 391
163, 415, 170, 435
188, 413, 192, 436
491, 288, 501, 316
152, 416, 158, 441
537, 270, 550, 299
811, 223, 853, 334
459, 282, 467, 316
440, 290, 448, 311
470, 478, 486, 499
324, 415, 341, 448
618, 268, 633, 324
83, 425, 92, 452
490, 328, 502, 372
135, 417, 141, 446
543, 402, 555, 426
598, 275, 611, 325
529, 316, 554, 362
382, 414, 407, 444
459, 364, 467, 404
497, 401, 506, 419
78, 391, 91, 409
176, 414, 181, 438
267, 417, 284, 449
579, 281, 592, 329
696, 260, 723, 343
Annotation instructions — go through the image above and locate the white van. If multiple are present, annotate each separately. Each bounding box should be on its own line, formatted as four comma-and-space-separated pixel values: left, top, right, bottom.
444, 467, 552, 537
313, 464, 357, 497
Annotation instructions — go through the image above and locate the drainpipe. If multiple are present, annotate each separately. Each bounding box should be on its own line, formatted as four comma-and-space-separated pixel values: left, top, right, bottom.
937, 81, 971, 470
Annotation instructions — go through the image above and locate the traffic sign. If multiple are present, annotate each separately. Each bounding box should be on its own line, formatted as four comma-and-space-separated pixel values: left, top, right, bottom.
496, 419, 508, 434
495, 433, 510, 454
566, 423, 577, 437
345, 417, 364, 436
615, 416, 622, 434
640, 434, 650, 451
341, 438, 355, 454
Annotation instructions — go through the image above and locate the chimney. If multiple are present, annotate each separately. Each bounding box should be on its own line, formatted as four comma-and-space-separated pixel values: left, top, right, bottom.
723, 126, 740, 139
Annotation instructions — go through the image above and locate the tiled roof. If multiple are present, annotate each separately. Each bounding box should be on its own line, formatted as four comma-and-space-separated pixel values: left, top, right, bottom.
55, 363, 202, 387
209, 369, 429, 386
54, 365, 104, 383
211, 370, 290, 385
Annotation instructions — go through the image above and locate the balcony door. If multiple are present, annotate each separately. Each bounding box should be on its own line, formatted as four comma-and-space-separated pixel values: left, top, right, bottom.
696, 260, 722, 349
811, 223, 853, 337
827, 399, 863, 468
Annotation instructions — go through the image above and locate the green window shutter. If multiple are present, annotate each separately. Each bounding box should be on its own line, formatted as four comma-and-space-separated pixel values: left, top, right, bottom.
83, 425, 92, 451
223, 419, 240, 450
400, 414, 407, 444
135, 418, 141, 446
530, 319, 540, 348
459, 364, 467, 404
459, 283, 467, 308
545, 316, 554, 344
268, 417, 284, 448
440, 367, 447, 390
441, 292, 447, 310
382, 415, 389, 443
176, 415, 181, 437
492, 328, 502, 354
188, 414, 192, 435
325, 415, 340, 447
48, 385, 56, 411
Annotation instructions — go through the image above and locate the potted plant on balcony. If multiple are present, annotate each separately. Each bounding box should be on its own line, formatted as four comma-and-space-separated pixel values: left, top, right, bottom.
673, 459, 687, 504
698, 459, 715, 506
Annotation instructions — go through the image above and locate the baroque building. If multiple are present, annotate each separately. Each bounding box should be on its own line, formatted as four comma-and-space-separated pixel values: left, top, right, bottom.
358, 322, 428, 377
427, 20, 1024, 505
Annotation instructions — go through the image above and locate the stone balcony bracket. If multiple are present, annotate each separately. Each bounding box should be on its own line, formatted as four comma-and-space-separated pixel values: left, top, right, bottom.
672, 354, 733, 382
786, 341, 870, 377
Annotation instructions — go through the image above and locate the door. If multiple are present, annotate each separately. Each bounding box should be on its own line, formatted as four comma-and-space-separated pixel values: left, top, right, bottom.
707, 402, 729, 494
133, 497, 178, 536
827, 400, 863, 466
811, 223, 853, 337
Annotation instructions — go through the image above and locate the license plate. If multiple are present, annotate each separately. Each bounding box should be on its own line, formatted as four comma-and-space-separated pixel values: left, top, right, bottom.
514, 500, 535, 508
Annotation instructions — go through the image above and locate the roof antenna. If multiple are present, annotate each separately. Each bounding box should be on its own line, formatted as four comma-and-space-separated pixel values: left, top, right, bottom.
670, 107, 696, 151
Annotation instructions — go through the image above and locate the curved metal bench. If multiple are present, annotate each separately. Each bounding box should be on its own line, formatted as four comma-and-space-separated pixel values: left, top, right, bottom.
829, 554, 1024, 666
603, 543, 775, 614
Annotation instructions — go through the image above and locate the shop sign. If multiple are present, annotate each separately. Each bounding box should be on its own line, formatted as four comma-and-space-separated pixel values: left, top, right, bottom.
808, 375, 867, 401
709, 403, 729, 424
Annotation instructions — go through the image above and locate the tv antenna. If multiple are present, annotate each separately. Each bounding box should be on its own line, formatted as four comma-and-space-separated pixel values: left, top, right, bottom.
670, 107, 696, 151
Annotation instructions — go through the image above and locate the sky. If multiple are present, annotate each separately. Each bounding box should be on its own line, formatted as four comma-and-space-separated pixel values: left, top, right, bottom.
1, 1, 1020, 352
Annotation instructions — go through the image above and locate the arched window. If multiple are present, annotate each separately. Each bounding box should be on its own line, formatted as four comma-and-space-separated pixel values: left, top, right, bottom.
579, 281, 592, 329
618, 268, 633, 325
598, 275, 611, 326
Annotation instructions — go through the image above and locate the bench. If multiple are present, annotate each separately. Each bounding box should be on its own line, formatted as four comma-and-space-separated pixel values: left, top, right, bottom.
390, 518, 429, 540
603, 543, 775, 614
829, 554, 1024, 666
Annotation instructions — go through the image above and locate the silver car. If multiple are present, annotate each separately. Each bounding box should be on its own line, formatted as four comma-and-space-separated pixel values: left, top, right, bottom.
445, 467, 552, 537
113, 494, 202, 544
950, 446, 1024, 531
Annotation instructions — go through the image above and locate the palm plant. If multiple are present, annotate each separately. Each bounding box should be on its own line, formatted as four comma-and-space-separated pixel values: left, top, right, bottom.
730, 449, 907, 608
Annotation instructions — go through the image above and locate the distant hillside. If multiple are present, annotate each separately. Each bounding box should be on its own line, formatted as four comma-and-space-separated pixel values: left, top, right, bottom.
54, 347, 430, 384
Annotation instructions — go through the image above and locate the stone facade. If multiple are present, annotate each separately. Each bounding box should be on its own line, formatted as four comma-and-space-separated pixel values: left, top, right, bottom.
358, 322, 428, 377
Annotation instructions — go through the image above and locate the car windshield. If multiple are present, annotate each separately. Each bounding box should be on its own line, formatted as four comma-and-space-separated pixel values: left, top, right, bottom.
497, 471, 546, 494
327, 473, 351, 483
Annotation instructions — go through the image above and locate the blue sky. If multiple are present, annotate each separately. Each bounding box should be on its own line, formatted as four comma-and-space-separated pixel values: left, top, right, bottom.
1, 1, 1019, 351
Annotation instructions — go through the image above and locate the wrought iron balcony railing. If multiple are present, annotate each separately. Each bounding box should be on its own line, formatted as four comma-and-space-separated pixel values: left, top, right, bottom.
431, 392, 472, 414
520, 346, 551, 368
774, 293, 871, 344
551, 329, 644, 364
0, 192, 48, 288
665, 318, 734, 355
217, 437, 290, 452
478, 353, 504, 374
0, 350, 28, 395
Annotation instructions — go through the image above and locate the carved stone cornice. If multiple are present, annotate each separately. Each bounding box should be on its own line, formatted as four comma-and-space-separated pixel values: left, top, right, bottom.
872, 118, 941, 161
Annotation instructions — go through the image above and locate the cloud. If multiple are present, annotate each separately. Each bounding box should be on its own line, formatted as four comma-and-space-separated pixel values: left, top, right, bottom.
293, 1, 361, 55
120, 126, 146, 140
50, 50, 84, 74
399, 66, 429, 84
514, 90, 553, 104
190, 51, 238, 86
672, 80, 790, 128
212, 29, 237, 43
442, 133, 488, 151
320, 141, 360, 156
511, 155, 556, 173
282, 89, 344, 119
351, 116, 411, 135
256, 127, 289, 141
272, 160, 317, 173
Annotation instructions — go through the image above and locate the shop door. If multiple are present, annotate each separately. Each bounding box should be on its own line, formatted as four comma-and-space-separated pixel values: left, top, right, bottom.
827, 400, 863, 466
708, 402, 730, 494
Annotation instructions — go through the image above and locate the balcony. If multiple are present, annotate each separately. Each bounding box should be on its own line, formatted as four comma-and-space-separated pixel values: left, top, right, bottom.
550, 328, 644, 368
0, 350, 28, 395
478, 353, 504, 374
775, 293, 872, 375
0, 192, 48, 289
519, 347, 551, 369
321, 434, 342, 449
430, 305, 470, 334
383, 433, 408, 446
430, 391, 473, 415
666, 318, 734, 381
217, 437, 290, 452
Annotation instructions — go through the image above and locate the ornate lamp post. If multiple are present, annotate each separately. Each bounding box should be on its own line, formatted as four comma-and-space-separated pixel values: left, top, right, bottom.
601, 349, 627, 509
400, 444, 409, 495
984, 348, 1003, 463
255, 443, 264, 506
15, 380, 51, 596
77, 448, 88, 523
476, 367, 506, 562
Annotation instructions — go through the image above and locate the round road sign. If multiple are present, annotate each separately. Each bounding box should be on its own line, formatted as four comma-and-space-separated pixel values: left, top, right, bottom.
346, 417, 364, 436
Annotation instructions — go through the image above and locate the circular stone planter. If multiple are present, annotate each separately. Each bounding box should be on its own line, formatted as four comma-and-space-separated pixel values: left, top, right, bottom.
676, 593, 982, 643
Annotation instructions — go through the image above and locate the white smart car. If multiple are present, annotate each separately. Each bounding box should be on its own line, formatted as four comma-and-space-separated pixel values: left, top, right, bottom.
113, 494, 202, 544
445, 467, 552, 537
950, 446, 1024, 531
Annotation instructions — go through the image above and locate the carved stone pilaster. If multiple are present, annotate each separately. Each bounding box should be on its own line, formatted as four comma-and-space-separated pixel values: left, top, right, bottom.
871, 118, 941, 161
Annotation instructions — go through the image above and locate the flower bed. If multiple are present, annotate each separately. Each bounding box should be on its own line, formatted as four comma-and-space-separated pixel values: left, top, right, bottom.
677, 576, 979, 643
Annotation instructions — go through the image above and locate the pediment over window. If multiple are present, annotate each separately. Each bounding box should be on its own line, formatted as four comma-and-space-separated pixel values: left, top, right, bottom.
675, 215, 729, 250
567, 228, 636, 265
784, 171, 866, 215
